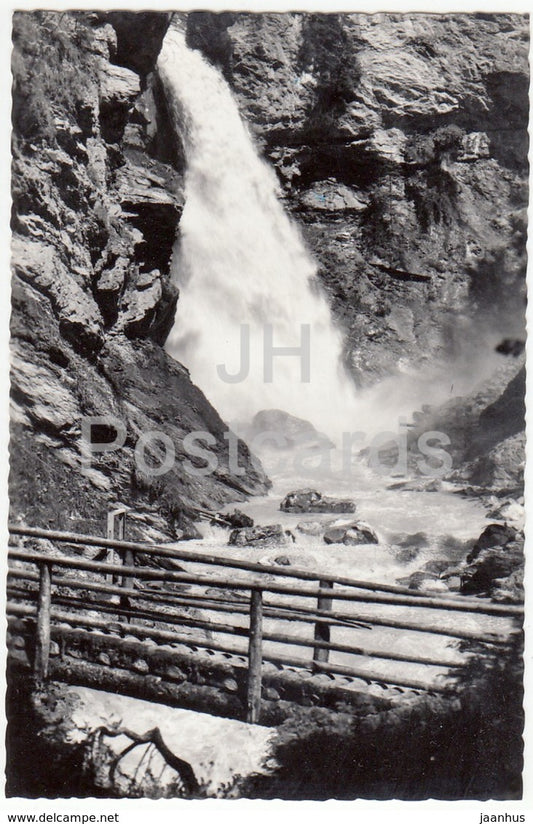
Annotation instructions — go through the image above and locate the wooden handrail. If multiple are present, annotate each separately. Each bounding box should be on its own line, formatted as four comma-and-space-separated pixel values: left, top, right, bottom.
6, 588, 465, 669
8, 547, 524, 616
7, 569, 372, 632
10, 523, 518, 605
9, 568, 512, 644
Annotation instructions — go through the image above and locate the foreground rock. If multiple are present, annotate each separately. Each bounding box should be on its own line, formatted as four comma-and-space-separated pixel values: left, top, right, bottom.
460, 541, 524, 599
459, 523, 523, 599
280, 489, 356, 515
323, 521, 379, 546
397, 570, 449, 593
474, 523, 517, 551
229, 524, 291, 548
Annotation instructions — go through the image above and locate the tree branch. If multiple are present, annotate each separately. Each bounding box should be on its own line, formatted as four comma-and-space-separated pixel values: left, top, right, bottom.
91, 725, 199, 796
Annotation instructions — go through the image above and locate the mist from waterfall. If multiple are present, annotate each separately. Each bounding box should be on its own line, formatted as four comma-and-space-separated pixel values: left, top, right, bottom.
158, 25, 358, 439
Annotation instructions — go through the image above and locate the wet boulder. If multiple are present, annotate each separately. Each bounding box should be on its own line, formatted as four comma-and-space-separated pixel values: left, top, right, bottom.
217, 509, 254, 529
397, 570, 447, 592
466, 522, 519, 564
229, 524, 290, 548
421, 559, 450, 575
491, 569, 524, 603
460, 540, 524, 597
323, 521, 378, 546
392, 546, 420, 564
280, 489, 356, 514
296, 519, 336, 536
390, 531, 429, 562
274, 555, 291, 566
476, 522, 517, 551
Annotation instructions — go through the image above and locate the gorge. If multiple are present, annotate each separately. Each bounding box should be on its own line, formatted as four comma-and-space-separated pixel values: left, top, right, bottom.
8, 9, 528, 801
10, 10, 528, 535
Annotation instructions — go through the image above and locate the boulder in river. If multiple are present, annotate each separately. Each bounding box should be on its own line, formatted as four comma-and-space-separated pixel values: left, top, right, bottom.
390, 531, 429, 562
474, 522, 518, 552
296, 519, 336, 536
397, 571, 447, 592
216, 509, 254, 529
229, 524, 290, 548
274, 555, 291, 566
280, 489, 356, 514
323, 521, 378, 546
460, 541, 524, 597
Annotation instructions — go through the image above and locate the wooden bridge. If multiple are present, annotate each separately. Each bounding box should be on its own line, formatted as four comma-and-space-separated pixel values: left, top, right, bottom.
7, 513, 524, 726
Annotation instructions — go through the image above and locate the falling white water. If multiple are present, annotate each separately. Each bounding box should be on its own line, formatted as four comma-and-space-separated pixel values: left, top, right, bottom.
158, 25, 357, 438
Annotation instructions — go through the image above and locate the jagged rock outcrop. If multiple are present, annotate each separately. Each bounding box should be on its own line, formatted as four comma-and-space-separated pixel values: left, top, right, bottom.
394, 355, 526, 490
10, 11, 270, 539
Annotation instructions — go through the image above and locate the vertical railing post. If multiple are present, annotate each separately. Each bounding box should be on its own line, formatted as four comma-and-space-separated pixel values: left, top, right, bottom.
313, 580, 334, 669
107, 508, 131, 619
121, 543, 135, 621
34, 562, 52, 682
106, 508, 126, 584
107, 508, 125, 583
246, 588, 263, 724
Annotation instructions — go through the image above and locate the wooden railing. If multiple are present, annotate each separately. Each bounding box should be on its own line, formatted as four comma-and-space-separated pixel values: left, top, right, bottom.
7, 519, 524, 724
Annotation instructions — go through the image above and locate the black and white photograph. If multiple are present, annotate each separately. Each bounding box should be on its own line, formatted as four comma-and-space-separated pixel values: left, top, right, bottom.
5, 6, 529, 804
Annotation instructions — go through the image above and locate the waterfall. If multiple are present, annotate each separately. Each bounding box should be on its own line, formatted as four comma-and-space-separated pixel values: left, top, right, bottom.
158, 25, 357, 439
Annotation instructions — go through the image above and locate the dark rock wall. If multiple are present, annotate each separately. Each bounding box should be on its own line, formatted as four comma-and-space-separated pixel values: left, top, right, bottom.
10, 11, 270, 539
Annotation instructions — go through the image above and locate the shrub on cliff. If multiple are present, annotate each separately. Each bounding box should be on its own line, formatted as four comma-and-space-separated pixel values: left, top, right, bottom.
298, 14, 361, 135
405, 124, 465, 165
403, 125, 465, 230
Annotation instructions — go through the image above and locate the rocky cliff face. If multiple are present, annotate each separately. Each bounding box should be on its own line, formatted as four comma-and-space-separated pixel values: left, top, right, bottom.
10, 11, 270, 539
185, 12, 528, 385
182, 11, 528, 489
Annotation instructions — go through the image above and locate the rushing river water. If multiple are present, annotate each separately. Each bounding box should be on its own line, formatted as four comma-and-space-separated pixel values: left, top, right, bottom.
173, 459, 512, 692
